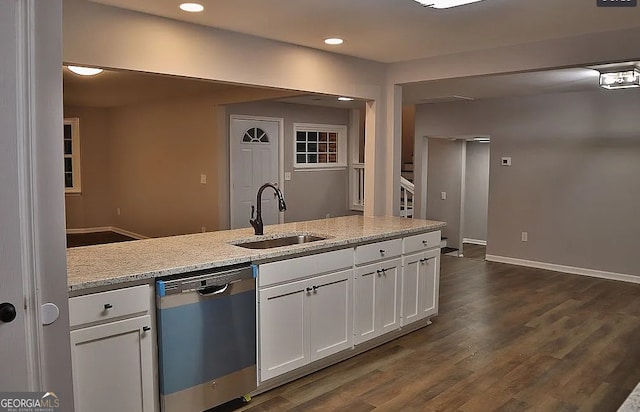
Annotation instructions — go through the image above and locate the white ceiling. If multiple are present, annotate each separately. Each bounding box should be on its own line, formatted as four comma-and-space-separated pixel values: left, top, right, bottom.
90, 0, 640, 63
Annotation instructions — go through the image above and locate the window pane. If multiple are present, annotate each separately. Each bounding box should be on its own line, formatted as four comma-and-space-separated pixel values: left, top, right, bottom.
319, 143, 327, 153
64, 124, 72, 140
328, 154, 337, 163
308, 154, 317, 163
65, 173, 73, 188
296, 142, 306, 152
319, 132, 328, 142
319, 154, 327, 163
64, 140, 72, 155
296, 131, 306, 142
308, 142, 317, 152
64, 157, 72, 173
297, 154, 306, 164
329, 133, 337, 142
329, 142, 337, 152
308, 132, 318, 142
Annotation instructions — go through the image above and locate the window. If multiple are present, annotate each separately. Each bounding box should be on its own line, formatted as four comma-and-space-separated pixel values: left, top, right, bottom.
64, 118, 82, 193
293, 123, 347, 169
242, 127, 270, 143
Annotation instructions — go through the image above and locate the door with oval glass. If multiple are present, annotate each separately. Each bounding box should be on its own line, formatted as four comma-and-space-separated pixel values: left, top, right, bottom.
230, 116, 282, 229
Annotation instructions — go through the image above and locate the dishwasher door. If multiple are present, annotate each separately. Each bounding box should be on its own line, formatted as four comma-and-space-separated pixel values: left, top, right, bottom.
156, 265, 256, 412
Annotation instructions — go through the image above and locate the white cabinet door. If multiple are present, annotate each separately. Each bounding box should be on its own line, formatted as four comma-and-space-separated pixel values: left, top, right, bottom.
401, 253, 422, 327
354, 258, 401, 345
378, 259, 401, 336
354, 263, 378, 344
309, 269, 353, 362
420, 253, 440, 319
259, 279, 309, 381
70, 315, 155, 412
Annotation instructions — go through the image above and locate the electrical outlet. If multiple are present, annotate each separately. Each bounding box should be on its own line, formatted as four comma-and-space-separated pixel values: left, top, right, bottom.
200, 174, 207, 184
117, 207, 121, 216
521, 231, 528, 242
501, 157, 512, 166
441, 191, 447, 200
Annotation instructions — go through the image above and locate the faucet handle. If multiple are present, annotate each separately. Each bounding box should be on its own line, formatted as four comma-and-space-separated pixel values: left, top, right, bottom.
251, 205, 255, 219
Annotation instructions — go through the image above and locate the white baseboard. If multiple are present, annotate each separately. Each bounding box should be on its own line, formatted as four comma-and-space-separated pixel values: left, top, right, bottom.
66, 227, 112, 235
66, 226, 148, 240
485, 254, 640, 285
463, 238, 487, 246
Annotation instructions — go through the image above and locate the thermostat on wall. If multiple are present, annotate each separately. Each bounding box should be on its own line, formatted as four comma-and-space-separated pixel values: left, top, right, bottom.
501, 157, 512, 166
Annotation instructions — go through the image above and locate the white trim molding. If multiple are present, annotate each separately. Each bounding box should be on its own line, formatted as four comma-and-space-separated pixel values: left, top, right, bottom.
463, 238, 487, 246
66, 226, 148, 240
485, 254, 640, 285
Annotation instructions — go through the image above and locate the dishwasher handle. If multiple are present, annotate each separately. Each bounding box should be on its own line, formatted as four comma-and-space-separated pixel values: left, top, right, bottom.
197, 284, 229, 296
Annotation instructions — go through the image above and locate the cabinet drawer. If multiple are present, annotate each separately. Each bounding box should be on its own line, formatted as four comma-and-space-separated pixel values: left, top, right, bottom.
403, 230, 441, 255
355, 238, 402, 265
259, 248, 353, 288
69, 285, 150, 328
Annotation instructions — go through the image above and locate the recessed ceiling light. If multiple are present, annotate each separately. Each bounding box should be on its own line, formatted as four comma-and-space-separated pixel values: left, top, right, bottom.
324, 38, 344, 45
337, 97, 354, 101
413, 0, 484, 9
179, 2, 204, 12
67, 66, 103, 76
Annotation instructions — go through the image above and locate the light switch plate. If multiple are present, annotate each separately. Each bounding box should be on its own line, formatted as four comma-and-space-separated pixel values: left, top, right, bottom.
200, 174, 207, 184
501, 157, 512, 166
441, 191, 447, 200
284, 172, 292, 181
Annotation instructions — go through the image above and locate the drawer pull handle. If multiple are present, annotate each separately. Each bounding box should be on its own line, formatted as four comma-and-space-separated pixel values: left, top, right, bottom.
306, 287, 313, 292
379, 249, 385, 255
422, 240, 429, 245
103, 303, 113, 310
142, 326, 151, 332
312, 285, 318, 291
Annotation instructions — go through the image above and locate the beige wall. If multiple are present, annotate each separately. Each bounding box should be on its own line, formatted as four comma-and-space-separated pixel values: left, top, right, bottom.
64, 106, 113, 229
416, 88, 640, 277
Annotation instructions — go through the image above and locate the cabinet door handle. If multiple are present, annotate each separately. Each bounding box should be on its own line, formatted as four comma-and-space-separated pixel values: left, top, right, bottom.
379, 249, 385, 255
422, 240, 429, 246
306, 287, 313, 293
103, 303, 113, 310
312, 285, 318, 291
142, 326, 151, 332
381, 268, 387, 275
376, 269, 382, 277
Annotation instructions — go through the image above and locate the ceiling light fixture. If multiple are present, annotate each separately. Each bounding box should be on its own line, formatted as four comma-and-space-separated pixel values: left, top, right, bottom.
413, 0, 484, 9
67, 66, 103, 76
598, 67, 640, 90
324, 38, 344, 45
473, 137, 490, 143
179, 2, 204, 12
337, 97, 354, 101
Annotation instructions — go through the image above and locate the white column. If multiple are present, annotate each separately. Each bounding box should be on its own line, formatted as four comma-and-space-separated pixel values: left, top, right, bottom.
385, 84, 402, 217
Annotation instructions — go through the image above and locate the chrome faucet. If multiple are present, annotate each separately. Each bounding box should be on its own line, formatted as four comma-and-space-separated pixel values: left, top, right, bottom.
250, 183, 287, 235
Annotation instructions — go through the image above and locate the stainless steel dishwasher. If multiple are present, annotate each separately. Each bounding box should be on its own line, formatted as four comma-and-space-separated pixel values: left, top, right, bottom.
156, 264, 256, 412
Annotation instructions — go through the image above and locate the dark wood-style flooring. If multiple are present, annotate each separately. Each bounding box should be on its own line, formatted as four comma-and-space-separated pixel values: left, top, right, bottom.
66, 231, 135, 248
225, 254, 640, 411
462, 243, 486, 261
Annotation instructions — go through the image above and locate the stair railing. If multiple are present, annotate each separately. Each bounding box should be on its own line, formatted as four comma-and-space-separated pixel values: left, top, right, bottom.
400, 176, 414, 218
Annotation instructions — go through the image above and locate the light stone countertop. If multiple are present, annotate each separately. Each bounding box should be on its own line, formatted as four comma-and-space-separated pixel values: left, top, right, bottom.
66, 215, 446, 294
618, 382, 640, 412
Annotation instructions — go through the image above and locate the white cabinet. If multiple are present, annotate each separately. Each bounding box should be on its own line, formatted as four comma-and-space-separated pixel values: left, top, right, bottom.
354, 258, 401, 344
402, 232, 441, 327
258, 267, 352, 382
69, 285, 156, 412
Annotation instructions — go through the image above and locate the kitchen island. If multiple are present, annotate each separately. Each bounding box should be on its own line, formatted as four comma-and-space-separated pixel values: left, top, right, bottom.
66, 215, 445, 412
67, 215, 445, 293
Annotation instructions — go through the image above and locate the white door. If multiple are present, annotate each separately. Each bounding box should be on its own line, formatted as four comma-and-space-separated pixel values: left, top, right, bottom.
230, 116, 281, 229
0, 0, 31, 389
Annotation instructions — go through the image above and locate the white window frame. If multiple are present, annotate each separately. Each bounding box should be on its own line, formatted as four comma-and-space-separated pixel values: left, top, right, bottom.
293, 123, 347, 170
64, 117, 82, 194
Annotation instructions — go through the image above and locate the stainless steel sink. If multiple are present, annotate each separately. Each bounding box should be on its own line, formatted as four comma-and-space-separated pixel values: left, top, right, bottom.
234, 234, 327, 249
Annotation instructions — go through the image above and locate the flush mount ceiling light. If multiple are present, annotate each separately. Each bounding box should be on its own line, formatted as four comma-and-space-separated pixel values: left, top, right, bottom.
598, 67, 640, 90
179, 2, 204, 12
67, 66, 103, 76
337, 97, 354, 101
324, 38, 344, 45
413, 0, 484, 8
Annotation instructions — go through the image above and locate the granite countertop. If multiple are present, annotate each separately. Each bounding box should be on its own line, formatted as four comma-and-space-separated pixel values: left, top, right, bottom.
66, 215, 445, 293
618, 382, 640, 412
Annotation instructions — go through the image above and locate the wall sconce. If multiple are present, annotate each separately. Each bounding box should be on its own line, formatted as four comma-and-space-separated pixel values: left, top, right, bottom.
599, 67, 640, 90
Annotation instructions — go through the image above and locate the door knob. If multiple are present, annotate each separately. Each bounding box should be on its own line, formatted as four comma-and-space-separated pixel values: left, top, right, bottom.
0, 302, 17, 323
